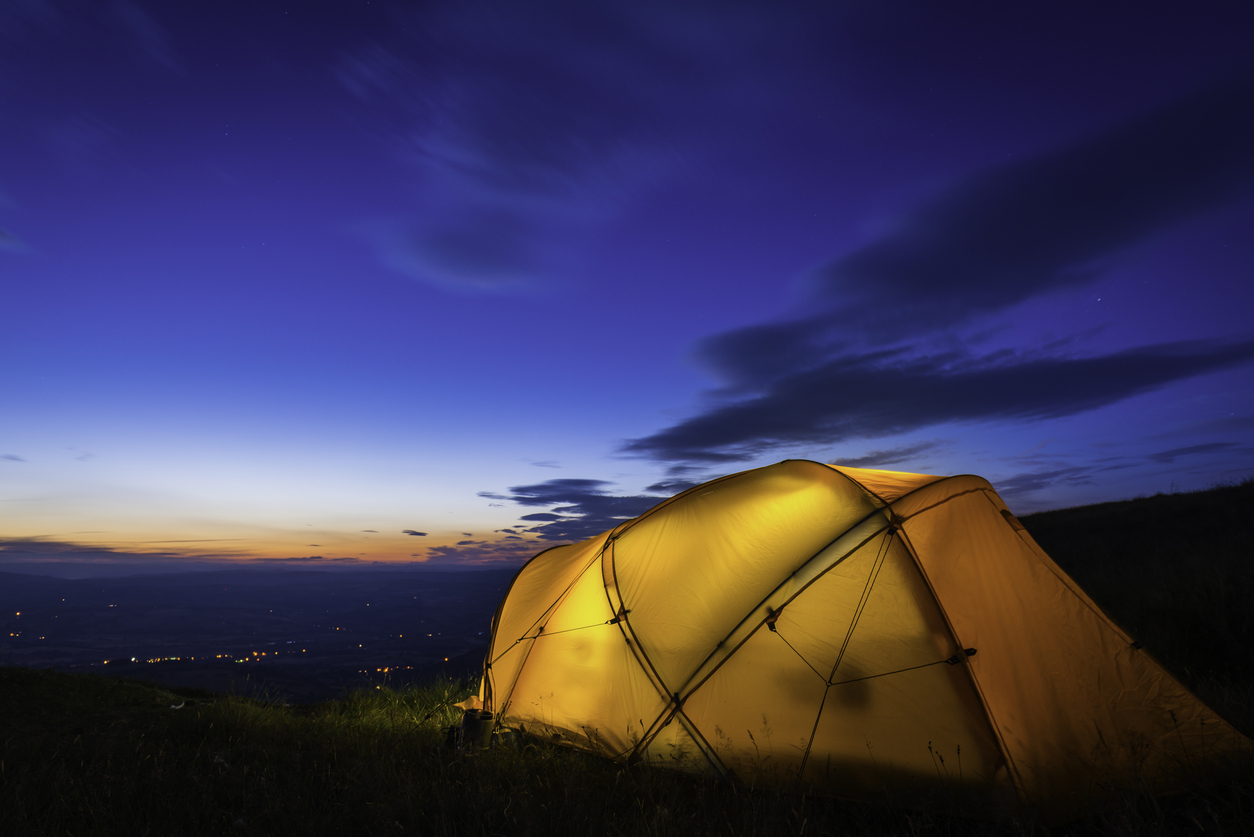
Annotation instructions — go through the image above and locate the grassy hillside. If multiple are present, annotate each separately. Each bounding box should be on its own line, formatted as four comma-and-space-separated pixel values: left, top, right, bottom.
1022, 478, 1254, 734
2, 482, 1252, 836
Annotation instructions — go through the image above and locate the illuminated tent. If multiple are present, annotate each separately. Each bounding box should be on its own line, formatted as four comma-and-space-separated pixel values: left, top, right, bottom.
477, 460, 1247, 819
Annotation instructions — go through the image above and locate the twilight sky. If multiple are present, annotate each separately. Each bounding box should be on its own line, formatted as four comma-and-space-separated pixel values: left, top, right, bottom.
3, 1, 1253, 572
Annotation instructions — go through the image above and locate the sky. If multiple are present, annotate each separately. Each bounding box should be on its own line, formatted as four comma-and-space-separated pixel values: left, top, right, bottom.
3, 1, 1254, 573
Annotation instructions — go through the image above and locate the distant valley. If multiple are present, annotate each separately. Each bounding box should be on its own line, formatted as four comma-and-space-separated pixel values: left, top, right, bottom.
0, 567, 517, 703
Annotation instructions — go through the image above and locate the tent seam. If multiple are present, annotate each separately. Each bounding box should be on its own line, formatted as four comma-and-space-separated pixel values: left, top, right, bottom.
892, 516, 1029, 803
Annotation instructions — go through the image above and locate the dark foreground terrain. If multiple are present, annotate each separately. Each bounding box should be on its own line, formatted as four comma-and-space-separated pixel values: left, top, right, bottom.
1, 480, 1252, 835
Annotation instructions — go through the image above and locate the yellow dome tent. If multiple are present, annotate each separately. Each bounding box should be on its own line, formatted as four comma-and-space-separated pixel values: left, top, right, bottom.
477, 460, 1247, 819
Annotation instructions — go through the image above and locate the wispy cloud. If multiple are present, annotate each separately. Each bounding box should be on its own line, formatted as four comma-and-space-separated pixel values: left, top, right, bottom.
626, 339, 1254, 467
829, 441, 944, 469
0, 227, 25, 253
1148, 441, 1247, 464
257, 555, 362, 564
111, 1, 179, 71
341, 1, 796, 293
993, 466, 1098, 499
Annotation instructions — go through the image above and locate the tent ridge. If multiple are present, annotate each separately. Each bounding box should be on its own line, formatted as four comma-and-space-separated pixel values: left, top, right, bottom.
819, 460, 892, 506
893, 484, 994, 524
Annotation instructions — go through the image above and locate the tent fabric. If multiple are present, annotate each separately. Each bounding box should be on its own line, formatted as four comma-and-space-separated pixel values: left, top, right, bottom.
478, 460, 1248, 819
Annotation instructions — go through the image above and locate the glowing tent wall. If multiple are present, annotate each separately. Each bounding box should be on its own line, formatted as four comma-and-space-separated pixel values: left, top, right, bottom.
479, 460, 1247, 819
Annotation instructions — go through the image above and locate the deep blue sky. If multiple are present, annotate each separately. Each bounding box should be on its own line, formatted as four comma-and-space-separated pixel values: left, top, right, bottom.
3, 1, 1253, 571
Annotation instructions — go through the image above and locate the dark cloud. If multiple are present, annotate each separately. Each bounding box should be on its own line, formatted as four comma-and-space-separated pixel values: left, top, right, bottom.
624, 75, 1254, 469
480, 478, 609, 506
0, 537, 252, 576
1148, 442, 1243, 464
1, 454, 26, 462
829, 441, 944, 469
698, 75, 1254, 390
644, 478, 698, 494
255, 556, 364, 564
402, 530, 427, 536
626, 339, 1254, 467
827, 76, 1254, 327
360, 529, 378, 533
1179, 414, 1254, 435
479, 478, 667, 542
1, 537, 179, 560
422, 540, 539, 566
993, 467, 1098, 499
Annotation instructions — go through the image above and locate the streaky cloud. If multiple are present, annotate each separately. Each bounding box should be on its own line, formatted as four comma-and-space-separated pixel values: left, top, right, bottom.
993, 466, 1098, 499
0, 227, 26, 252
1149, 442, 1244, 464
699, 74, 1254, 389
626, 338, 1254, 466
628, 75, 1254, 470
828, 441, 944, 469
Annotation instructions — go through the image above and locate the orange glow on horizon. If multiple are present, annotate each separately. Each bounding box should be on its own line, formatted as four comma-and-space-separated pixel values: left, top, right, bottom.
0, 527, 541, 569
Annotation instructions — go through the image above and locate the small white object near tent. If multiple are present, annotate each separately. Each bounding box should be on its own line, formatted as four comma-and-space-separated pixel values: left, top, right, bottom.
476, 460, 1248, 819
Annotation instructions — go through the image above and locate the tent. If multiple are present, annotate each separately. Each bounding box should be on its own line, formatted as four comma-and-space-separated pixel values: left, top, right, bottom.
476, 460, 1247, 819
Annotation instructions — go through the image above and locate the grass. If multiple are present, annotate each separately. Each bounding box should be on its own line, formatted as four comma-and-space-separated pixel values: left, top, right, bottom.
1, 480, 1252, 836
1023, 478, 1254, 735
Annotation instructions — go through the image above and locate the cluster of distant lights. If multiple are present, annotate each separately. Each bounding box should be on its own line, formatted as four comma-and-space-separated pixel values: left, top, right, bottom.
100, 649, 309, 665
95, 652, 451, 667
8, 607, 454, 667
8, 612, 39, 639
